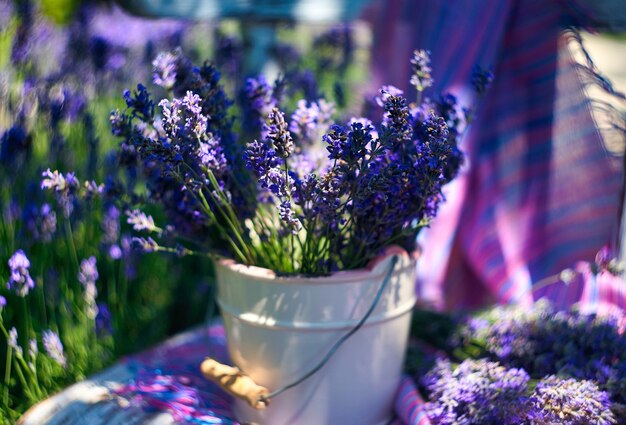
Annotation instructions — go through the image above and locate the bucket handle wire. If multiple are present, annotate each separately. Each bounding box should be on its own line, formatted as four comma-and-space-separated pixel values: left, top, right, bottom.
201, 255, 400, 409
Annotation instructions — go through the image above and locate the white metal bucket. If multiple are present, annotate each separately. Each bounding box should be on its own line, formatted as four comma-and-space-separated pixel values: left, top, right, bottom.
214, 249, 417, 425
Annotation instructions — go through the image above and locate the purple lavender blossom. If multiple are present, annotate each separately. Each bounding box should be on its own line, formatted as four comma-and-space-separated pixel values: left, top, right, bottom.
240, 76, 277, 135
530, 376, 615, 424
40, 169, 80, 193
42, 330, 67, 368
83, 181, 104, 199
108, 244, 123, 260
10, 0, 33, 67
126, 209, 158, 233
471, 65, 495, 96
28, 338, 37, 359
95, 302, 113, 337
124, 84, 155, 122
423, 358, 531, 424
244, 139, 280, 177
410, 49, 433, 93
78, 256, 98, 286
132, 237, 159, 253
264, 108, 294, 159
279, 201, 302, 234
0, 125, 32, 165
349, 117, 378, 139
8, 327, 23, 358
152, 50, 179, 90
0, 295, 6, 310
110, 109, 131, 137
289, 100, 320, 144
24, 203, 57, 242
102, 205, 120, 245
7, 250, 35, 297
40, 169, 79, 217
375, 85, 404, 107
39, 204, 57, 241
455, 301, 626, 406
78, 257, 98, 319
198, 135, 227, 174
160, 91, 207, 140
113, 46, 464, 274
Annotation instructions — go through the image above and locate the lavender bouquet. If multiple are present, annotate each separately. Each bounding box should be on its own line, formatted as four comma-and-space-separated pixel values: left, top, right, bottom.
112, 48, 471, 275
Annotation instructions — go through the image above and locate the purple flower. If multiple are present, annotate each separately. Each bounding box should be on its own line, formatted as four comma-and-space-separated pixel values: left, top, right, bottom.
79, 257, 98, 319
108, 244, 122, 260
7, 249, 35, 297
132, 237, 159, 253
455, 301, 626, 405
124, 84, 155, 122
102, 205, 120, 245
264, 108, 294, 159
289, 99, 320, 144
244, 139, 280, 177
83, 181, 104, 199
471, 65, 495, 96
410, 49, 433, 93
530, 376, 615, 424
78, 256, 98, 286
375, 85, 404, 107
240, 76, 277, 134
0, 295, 6, 309
279, 201, 301, 234
0, 125, 32, 165
198, 134, 227, 174
42, 330, 66, 368
423, 358, 531, 424
28, 338, 37, 358
8, 327, 22, 357
95, 302, 113, 337
160, 91, 207, 140
152, 50, 179, 90
40, 169, 79, 193
24, 203, 57, 242
110, 109, 131, 137
126, 209, 158, 233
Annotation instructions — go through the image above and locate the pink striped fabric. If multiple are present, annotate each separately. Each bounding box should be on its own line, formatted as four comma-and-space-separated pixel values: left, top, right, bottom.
362, 0, 624, 313
393, 376, 432, 425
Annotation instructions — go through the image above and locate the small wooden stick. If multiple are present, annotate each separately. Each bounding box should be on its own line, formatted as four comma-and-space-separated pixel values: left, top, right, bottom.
200, 358, 270, 410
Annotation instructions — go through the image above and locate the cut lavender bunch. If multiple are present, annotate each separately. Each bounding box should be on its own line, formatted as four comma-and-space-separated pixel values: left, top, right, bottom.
114, 48, 472, 274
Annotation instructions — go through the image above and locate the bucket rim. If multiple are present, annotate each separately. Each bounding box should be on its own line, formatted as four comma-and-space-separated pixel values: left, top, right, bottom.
214, 246, 420, 285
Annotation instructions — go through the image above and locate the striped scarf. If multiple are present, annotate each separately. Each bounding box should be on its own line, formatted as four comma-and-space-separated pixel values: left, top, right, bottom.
362, 0, 625, 312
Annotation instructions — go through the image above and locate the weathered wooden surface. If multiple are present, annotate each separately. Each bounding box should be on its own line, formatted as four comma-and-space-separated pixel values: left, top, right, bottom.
17, 326, 214, 425
18, 363, 177, 425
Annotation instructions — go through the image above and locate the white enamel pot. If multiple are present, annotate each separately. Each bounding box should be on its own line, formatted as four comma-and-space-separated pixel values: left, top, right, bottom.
214, 247, 418, 425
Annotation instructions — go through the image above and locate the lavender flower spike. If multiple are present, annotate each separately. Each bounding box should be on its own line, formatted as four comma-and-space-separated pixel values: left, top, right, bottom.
7, 249, 35, 296
0, 295, 6, 310
78, 257, 99, 286
531, 376, 616, 424
132, 237, 159, 253
152, 50, 178, 90
8, 327, 23, 357
42, 330, 67, 368
410, 49, 433, 93
127, 209, 159, 233
265, 108, 294, 159
78, 257, 98, 319
40, 169, 79, 193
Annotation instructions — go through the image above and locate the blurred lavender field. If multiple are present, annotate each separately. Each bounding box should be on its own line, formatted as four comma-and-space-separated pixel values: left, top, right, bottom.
0, 1, 369, 421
